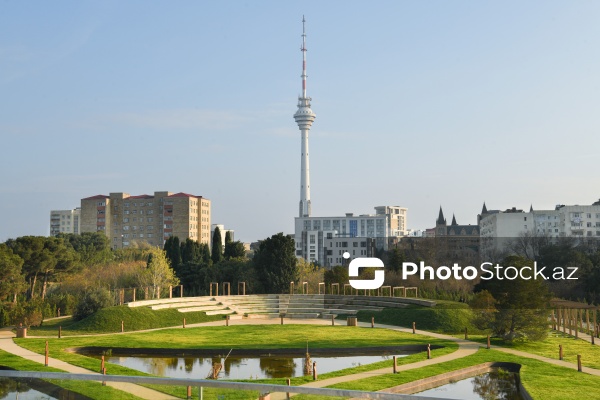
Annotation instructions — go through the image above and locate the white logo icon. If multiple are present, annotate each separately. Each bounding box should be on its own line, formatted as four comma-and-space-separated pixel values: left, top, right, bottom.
345, 252, 385, 290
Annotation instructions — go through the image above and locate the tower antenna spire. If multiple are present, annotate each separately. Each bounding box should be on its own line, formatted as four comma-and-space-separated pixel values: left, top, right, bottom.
294, 16, 316, 218
301, 15, 307, 98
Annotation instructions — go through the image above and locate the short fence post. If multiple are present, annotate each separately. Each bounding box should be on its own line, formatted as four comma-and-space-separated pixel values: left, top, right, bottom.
281, 315, 284, 325
412, 322, 416, 334
464, 327, 468, 340
44, 341, 49, 366
393, 356, 397, 373
102, 367, 106, 386
121, 320, 124, 333
371, 316, 374, 328
578, 354, 582, 372
427, 343, 431, 359
101, 355, 105, 373
331, 315, 334, 326
559, 344, 563, 360
487, 335, 491, 349
183, 318, 186, 329
312, 361, 317, 380
58, 326, 61, 339
180, 284, 184, 298
286, 378, 291, 400
57, 308, 61, 318
226, 315, 230, 326
186, 385, 192, 400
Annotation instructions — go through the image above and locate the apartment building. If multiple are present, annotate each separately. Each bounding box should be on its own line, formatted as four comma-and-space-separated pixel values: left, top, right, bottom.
49, 208, 81, 236
294, 205, 408, 266
80, 191, 211, 249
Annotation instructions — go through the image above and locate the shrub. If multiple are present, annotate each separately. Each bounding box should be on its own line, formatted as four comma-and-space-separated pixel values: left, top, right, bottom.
73, 288, 113, 321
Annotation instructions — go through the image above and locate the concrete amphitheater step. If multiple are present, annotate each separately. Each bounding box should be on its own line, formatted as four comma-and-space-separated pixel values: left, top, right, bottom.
150, 302, 221, 310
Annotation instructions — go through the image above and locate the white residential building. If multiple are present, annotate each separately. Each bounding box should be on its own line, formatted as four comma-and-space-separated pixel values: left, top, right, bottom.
50, 208, 81, 236
479, 200, 600, 256
294, 206, 407, 266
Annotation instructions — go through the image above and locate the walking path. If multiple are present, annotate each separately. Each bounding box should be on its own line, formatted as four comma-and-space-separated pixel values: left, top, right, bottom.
3, 318, 600, 399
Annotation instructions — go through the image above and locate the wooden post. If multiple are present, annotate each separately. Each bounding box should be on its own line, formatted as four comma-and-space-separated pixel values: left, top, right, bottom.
371, 316, 374, 328
132, 288, 136, 302
101, 355, 105, 373
312, 361, 317, 380
280, 315, 284, 325
487, 335, 491, 349
412, 322, 416, 334
144, 286, 149, 300
587, 309, 591, 336
569, 309, 573, 336
180, 284, 184, 298
594, 310, 597, 338
578, 354, 582, 372
226, 315, 230, 326
57, 308, 61, 318
44, 341, 49, 366
464, 327, 468, 340
331, 315, 335, 326
102, 367, 106, 386
187, 385, 192, 400
169, 285, 173, 299
575, 309, 579, 338
58, 326, 61, 339
427, 343, 431, 359
121, 320, 124, 333
393, 356, 397, 373
286, 378, 291, 400
559, 344, 563, 360
183, 318, 186, 329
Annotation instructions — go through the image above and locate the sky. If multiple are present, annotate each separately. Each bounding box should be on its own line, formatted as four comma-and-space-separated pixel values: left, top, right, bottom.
1, 1, 600, 243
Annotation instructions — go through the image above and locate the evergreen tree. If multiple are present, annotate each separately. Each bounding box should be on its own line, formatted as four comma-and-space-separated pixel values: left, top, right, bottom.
253, 233, 298, 294
163, 236, 182, 268
212, 227, 223, 264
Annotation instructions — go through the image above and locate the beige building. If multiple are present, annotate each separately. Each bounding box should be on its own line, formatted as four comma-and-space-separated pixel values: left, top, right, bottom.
50, 208, 81, 236
81, 192, 211, 249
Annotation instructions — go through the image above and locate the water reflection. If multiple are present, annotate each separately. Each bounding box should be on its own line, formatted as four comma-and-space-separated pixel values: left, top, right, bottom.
94, 353, 404, 379
0, 376, 92, 400
416, 370, 524, 400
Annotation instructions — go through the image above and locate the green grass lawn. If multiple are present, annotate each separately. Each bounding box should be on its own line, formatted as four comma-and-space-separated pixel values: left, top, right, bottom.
294, 348, 600, 400
14, 325, 456, 399
463, 329, 600, 370
28, 306, 222, 336
0, 348, 143, 400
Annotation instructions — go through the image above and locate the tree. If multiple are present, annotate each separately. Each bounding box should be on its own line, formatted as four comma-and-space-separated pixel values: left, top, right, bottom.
225, 231, 233, 249
164, 236, 182, 269
137, 248, 180, 298
253, 233, 298, 294
58, 232, 112, 265
181, 238, 202, 264
469, 290, 497, 331
385, 248, 404, 272
224, 240, 246, 260
0, 244, 26, 303
212, 227, 223, 264
474, 255, 551, 341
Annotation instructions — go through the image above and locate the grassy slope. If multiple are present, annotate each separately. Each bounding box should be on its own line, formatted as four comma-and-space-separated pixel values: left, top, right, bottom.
29, 306, 222, 336
354, 301, 481, 334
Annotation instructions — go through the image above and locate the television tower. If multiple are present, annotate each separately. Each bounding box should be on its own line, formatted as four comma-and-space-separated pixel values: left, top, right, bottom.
294, 16, 316, 218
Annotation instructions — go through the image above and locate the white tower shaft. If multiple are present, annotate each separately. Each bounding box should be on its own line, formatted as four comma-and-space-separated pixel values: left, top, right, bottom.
294, 16, 316, 218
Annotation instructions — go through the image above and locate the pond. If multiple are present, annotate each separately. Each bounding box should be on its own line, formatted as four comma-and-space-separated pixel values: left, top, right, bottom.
414, 369, 524, 400
89, 352, 408, 379
0, 376, 93, 400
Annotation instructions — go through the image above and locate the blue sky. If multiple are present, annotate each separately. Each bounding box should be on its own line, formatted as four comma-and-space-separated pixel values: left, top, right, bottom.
1, 1, 600, 243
